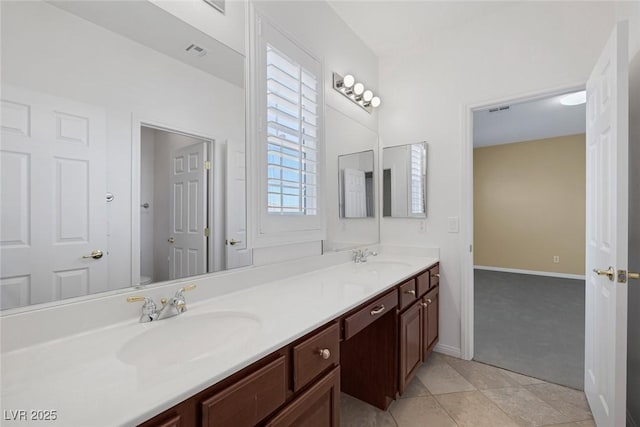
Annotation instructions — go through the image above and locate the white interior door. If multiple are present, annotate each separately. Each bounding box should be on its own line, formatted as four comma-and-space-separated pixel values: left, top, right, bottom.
585, 21, 629, 427
168, 142, 207, 280
343, 168, 366, 218
0, 86, 107, 309
225, 139, 251, 269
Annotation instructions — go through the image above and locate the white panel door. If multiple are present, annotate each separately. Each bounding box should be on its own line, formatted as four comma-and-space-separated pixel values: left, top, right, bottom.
0, 86, 107, 309
343, 168, 366, 218
225, 140, 251, 269
168, 142, 207, 280
584, 22, 629, 427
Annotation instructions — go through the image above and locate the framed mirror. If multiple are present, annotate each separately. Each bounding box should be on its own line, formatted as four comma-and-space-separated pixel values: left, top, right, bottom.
324, 107, 378, 252
0, 1, 249, 311
382, 142, 428, 218
338, 150, 375, 219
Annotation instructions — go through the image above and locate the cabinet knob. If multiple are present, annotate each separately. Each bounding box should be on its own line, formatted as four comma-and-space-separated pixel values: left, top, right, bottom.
405, 289, 416, 296
318, 348, 331, 360
427, 298, 432, 304
421, 302, 428, 308
431, 273, 440, 278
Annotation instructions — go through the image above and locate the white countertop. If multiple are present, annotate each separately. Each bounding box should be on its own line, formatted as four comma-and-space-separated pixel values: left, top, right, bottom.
0, 255, 437, 426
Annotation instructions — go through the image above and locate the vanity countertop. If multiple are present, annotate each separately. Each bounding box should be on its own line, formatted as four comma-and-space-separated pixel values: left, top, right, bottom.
0, 255, 438, 426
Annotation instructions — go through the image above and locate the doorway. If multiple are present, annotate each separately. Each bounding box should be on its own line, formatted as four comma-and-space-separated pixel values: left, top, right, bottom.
140, 126, 212, 284
470, 90, 587, 389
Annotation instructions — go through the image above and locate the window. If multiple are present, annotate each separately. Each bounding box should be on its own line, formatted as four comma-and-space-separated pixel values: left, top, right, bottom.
253, 14, 324, 241
266, 44, 318, 216
410, 144, 425, 215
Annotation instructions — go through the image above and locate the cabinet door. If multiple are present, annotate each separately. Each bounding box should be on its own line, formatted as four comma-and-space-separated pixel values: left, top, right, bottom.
399, 301, 422, 393
422, 286, 439, 359
266, 367, 340, 427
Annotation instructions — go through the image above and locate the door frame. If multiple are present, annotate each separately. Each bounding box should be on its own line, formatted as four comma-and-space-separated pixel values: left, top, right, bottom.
459, 82, 585, 361
131, 115, 216, 287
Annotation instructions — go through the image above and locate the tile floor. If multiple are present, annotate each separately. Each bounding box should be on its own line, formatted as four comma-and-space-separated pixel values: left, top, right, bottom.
341, 353, 594, 427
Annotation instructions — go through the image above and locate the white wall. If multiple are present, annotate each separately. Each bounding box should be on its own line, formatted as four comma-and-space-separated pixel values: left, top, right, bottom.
249, 1, 380, 260
378, 2, 619, 356
1, 1, 245, 291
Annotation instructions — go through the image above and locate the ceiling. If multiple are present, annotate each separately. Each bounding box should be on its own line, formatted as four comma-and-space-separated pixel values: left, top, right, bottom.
473, 91, 586, 147
327, 1, 515, 57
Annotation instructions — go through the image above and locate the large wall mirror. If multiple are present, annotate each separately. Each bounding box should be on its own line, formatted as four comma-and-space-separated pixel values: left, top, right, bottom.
0, 1, 249, 311
324, 107, 379, 251
382, 142, 428, 218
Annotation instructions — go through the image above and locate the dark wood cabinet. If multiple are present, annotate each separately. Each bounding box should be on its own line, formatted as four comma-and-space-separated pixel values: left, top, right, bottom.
422, 285, 439, 359
265, 367, 340, 427
201, 356, 287, 427
399, 301, 422, 393
140, 262, 440, 427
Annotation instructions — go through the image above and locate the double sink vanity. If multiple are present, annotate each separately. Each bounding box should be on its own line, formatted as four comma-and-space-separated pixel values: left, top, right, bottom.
0, 252, 440, 427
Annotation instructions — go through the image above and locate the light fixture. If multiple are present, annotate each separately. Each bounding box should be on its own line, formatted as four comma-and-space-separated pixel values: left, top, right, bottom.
332, 72, 381, 113
560, 90, 586, 106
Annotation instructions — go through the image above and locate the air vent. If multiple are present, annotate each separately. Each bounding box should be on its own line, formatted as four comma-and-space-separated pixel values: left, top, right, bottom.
185, 43, 208, 58
488, 106, 510, 113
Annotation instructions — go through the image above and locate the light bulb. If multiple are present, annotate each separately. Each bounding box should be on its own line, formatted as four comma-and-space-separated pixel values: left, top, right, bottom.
371, 96, 381, 108
342, 74, 355, 88
353, 83, 365, 96
363, 90, 373, 102
559, 90, 586, 106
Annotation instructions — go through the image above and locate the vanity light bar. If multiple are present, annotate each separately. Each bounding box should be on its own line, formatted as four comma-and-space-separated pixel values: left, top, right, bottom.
332, 72, 381, 114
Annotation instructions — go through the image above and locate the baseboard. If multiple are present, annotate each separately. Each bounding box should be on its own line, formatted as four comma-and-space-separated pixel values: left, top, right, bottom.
474, 265, 585, 281
629, 409, 638, 427
434, 343, 461, 359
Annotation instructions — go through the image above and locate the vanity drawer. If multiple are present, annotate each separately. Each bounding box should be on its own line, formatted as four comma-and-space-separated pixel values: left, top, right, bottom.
430, 264, 440, 288
344, 290, 397, 340
293, 323, 340, 392
398, 279, 418, 310
201, 356, 287, 427
416, 271, 430, 297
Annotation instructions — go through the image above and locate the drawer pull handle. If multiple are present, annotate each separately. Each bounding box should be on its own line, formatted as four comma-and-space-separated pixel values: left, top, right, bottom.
427, 298, 432, 304
318, 348, 331, 359
431, 273, 440, 278
405, 289, 416, 296
370, 305, 385, 316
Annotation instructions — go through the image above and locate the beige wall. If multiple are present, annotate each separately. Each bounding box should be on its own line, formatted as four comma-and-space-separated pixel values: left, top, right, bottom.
474, 134, 586, 275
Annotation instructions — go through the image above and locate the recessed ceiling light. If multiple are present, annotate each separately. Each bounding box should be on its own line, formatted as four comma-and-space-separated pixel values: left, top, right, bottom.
560, 90, 586, 106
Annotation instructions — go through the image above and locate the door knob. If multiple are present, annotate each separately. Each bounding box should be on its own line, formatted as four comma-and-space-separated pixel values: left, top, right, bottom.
168, 237, 175, 243
228, 239, 242, 246
593, 266, 615, 281
82, 250, 103, 259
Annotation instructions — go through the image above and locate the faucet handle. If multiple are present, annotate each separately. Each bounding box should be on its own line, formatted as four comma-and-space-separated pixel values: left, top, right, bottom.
175, 284, 196, 298
127, 296, 158, 322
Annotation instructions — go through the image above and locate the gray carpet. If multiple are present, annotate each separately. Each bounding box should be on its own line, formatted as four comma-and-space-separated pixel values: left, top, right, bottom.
474, 269, 585, 390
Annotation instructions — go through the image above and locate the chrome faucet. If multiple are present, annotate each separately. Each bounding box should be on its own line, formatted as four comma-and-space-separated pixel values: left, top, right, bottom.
352, 248, 378, 263
127, 284, 196, 323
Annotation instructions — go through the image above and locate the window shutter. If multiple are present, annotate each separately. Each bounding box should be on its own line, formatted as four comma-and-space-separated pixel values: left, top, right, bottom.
266, 44, 319, 216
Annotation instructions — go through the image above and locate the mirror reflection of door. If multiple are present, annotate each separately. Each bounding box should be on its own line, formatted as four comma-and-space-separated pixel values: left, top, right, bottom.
140, 127, 212, 284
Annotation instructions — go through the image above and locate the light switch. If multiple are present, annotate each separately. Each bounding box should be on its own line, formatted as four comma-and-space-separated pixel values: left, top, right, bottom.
448, 216, 459, 233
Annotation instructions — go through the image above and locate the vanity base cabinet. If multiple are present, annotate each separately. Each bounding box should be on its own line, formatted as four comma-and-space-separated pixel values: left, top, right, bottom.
265, 367, 340, 427
399, 301, 423, 393
422, 285, 439, 360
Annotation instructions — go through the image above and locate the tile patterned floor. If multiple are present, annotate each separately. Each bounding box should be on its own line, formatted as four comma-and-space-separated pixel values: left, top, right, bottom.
341, 353, 594, 427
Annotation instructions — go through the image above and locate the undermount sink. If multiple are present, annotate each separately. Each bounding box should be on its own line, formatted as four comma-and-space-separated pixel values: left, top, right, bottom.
117, 311, 261, 367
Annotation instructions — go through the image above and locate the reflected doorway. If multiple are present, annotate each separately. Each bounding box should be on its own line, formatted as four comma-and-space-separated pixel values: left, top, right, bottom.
140, 126, 212, 284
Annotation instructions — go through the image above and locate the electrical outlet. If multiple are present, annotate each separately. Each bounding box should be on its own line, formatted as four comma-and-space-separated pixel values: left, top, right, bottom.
553, 256, 560, 263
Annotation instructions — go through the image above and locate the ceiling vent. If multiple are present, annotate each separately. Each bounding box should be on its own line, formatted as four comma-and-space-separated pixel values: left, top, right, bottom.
185, 43, 208, 58
488, 106, 510, 113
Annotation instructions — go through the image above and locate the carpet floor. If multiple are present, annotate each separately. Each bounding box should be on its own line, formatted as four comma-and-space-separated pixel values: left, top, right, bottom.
474, 269, 585, 390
